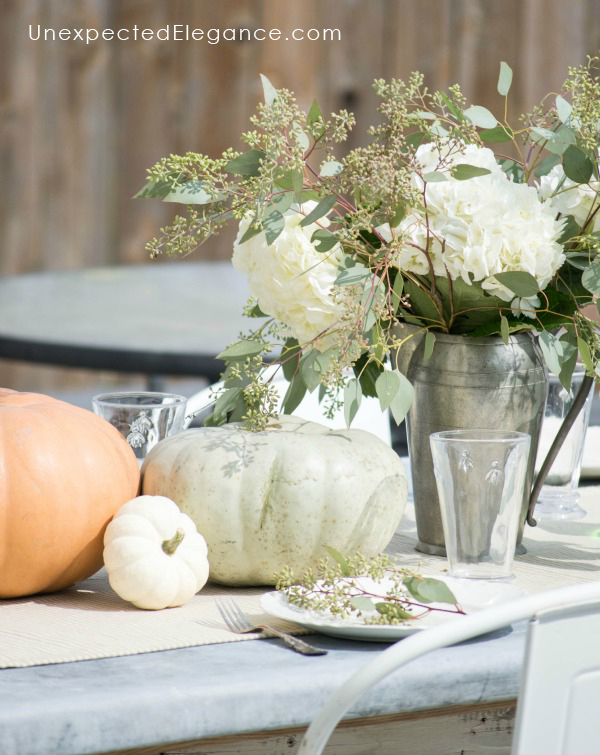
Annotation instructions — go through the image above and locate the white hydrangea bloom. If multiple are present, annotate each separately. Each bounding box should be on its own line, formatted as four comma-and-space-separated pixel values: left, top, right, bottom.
232, 203, 343, 345
392, 143, 566, 302
538, 164, 600, 232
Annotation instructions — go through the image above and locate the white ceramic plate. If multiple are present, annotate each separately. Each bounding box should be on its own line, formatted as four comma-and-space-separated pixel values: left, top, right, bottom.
581, 426, 600, 479
260, 575, 525, 642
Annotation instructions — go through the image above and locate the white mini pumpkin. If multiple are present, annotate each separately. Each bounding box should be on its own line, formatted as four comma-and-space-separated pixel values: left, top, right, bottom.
141, 416, 408, 585
103, 495, 209, 609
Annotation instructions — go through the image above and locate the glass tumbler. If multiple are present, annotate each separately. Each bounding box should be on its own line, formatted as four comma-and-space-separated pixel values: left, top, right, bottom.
534, 370, 593, 521
92, 392, 187, 463
430, 430, 531, 580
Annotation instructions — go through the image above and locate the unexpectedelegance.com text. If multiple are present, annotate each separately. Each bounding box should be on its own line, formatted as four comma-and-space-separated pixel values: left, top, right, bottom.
28, 24, 342, 45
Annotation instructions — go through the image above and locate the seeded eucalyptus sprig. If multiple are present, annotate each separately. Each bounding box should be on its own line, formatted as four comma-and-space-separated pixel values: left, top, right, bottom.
275, 549, 464, 625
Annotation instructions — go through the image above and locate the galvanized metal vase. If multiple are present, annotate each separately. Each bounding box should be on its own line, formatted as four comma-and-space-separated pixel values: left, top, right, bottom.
394, 324, 547, 556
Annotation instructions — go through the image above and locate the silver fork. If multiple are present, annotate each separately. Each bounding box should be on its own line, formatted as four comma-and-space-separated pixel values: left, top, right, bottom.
215, 598, 327, 656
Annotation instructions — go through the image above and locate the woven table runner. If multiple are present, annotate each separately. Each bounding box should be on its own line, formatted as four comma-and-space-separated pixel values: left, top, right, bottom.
1, 486, 599, 668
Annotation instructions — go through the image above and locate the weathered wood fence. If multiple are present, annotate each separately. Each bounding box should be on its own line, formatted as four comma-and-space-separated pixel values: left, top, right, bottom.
1, 0, 599, 390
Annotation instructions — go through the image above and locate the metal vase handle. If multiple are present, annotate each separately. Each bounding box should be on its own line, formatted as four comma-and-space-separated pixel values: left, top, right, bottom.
527, 374, 595, 527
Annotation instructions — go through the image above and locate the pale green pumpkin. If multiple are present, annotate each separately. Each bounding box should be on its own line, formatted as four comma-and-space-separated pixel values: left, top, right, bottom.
141, 416, 408, 586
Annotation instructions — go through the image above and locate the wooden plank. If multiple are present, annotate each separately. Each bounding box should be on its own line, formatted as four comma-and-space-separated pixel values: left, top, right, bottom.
521, 0, 587, 109
322, 0, 387, 152
0, 0, 45, 276
112, 0, 181, 265
105, 700, 516, 755
172, 0, 263, 262
35, 0, 116, 270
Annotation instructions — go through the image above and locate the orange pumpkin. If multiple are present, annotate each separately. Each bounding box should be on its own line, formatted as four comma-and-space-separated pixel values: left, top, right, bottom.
0, 388, 140, 598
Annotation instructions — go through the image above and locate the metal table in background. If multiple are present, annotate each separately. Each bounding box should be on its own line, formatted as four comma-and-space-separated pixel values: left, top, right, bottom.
0, 262, 251, 387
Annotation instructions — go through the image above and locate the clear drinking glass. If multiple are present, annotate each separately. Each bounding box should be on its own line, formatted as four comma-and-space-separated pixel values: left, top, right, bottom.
534, 370, 593, 521
430, 430, 531, 580
92, 392, 187, 463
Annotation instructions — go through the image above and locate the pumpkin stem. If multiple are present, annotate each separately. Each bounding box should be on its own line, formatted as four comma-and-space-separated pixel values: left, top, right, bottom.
162, 528, 185, 556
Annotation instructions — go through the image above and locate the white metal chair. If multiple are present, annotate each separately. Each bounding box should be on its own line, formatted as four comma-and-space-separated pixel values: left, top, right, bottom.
185, 369, 392, 445
298, 580, 600, 755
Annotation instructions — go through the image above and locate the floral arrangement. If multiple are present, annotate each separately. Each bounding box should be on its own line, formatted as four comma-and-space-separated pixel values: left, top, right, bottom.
139, 60, 600, 429
275, 549, 463, 625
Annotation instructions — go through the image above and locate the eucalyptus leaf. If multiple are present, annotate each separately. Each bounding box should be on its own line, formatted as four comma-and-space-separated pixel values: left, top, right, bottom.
451, 164, 491, 180
582, 262, 600, 296
531, 126, 557, 144
293, 124, 310, 152
275, 170, 302, 190
344, 378, 362, 427
229, 393, 248, 423
389, 370, 414, 425
247, 303, 268, 318
353, 355, 384, 398
269, 191, 293, 214
281, 338, 301, 381
497, 61, 513, 96
162, 181, 227, 205
300, 189, 322, 202
403, 279, 442, 325
538, 331, 577, 378
406, 132, 425, 148
263, 210, 285, 246
320, 161, 344, 177
559, 348, 578, 392
361, 279, 387, 332
423, 171, 447, 182
238, 222, 263, 244
439, 91, 464, 120
464, 105, 497, 129
292, 170, 304, 203
412, 110, 437, 120
390, 202, 406, 226
428, 120, 449, 137
558, 217, 581, 248
311, 229, 339, 253
543, 125, 577, 156
225, 149, 266, 176
134, 179, 176, 199
500, 315, 510, 345
423, 331, 436, 362
349, 596, 376, 612
307, 99, 323, 128
259, 73, 278, 105
300, 349, 323, 393
300, 195, 337, 226
213, 387, 242, 419
404, 576, 457, 605
578, 338, 594, 373
535, 154, 561, 178
562, 145, 594, 184
221, 362, 254, 390
202, 410, 226, 428
565, 252, 593, 271
217, 340, 264, 361
318, 384, 327, 404
499, 159, 525, 182
479, 125, 513, 143
281, 372, 307, 415
335, 264, 371, 286
494, 271, 540, 298
375, 370, 401, 411
322, 545, 351, 576
391, 273, 404, 313
555, 95, 572, 124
